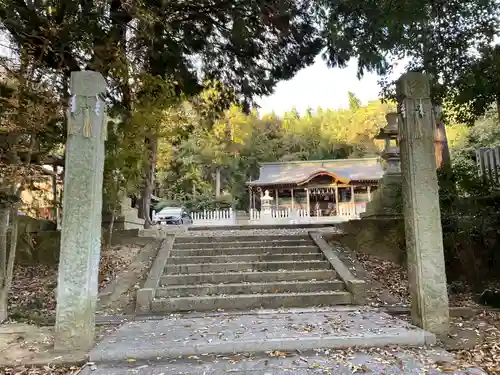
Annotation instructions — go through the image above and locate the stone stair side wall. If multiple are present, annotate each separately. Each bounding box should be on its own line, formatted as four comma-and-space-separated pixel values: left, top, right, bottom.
136, 235, 175, 314
333, 217, 406, 264
309, 232, 367, 304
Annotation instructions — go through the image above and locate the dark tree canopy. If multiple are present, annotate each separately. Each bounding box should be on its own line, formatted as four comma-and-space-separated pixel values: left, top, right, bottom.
2, 0, 497, 106
0, 0, 323, 103
447, 45, 500, 124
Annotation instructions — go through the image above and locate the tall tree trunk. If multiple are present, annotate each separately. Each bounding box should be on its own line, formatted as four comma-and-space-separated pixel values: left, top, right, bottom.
0, 205, 10, 322
496, 94, 500, 124
108, 211, 115, 246
434, 121, 452, 171
434, 111, 457, 205
215, 167, 221, 197
52, 171, 58, 221
141, 136, 158, 229
0, 204, 18, 323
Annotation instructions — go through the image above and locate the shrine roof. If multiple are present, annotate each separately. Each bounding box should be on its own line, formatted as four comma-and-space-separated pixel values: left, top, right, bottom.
246, 158, 384, 186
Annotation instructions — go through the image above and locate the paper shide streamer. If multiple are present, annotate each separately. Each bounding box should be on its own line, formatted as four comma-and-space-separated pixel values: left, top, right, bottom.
68, 94, 103, 138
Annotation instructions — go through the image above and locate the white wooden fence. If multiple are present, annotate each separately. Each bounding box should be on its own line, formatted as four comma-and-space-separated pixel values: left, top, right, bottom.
191, 208, 236, 226
249, 202, 366, 225
154, 203, 365, 227
476, 146, 500, 184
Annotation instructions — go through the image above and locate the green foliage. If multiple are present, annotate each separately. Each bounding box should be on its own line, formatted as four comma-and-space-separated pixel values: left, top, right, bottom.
373, 0, 498, 105
447, 110, 500, 196
440, 110, 500, 288
155, 94, 394, 210
3, 0, 495, 107
103, 74, 177, 213
0, 0, 325, 102
0, 64, 63, 206
446, 45, 500, 124
154, 194, 233, 213
185, 195, 234, 213
348, 92, 361, 111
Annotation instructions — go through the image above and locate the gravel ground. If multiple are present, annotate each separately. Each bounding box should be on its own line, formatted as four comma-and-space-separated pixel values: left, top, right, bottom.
183, 227, 344, 237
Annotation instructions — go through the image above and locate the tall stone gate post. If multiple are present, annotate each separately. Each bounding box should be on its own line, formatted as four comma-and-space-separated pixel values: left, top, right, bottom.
396, 72, 449, 334
55, 71, 107, 351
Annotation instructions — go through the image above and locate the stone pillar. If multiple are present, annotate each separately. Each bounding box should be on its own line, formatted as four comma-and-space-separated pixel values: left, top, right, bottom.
396, 72, 449, 334
55, 71, 107, 351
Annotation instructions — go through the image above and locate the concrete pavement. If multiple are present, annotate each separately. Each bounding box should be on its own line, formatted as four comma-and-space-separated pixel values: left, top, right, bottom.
89, 307, 435, 362
78, 348, 486, 374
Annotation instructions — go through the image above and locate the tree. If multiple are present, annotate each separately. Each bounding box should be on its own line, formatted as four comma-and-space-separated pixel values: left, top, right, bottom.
154, 97, 394, 209
0, 59, 63, 322
362, 0, 499, 104
448, 45, 500, 124
0, 1, 324, 99
348, 92, 361, 111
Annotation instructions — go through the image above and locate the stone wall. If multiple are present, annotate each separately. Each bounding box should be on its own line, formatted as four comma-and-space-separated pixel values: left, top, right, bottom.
8, 216, 59, 265
15, 230, 61, 265
329, 217, 406, 264
12, 216, 145, 265
102, 197, 145, 230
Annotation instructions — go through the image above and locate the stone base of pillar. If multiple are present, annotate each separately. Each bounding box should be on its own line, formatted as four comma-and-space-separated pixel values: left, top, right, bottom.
102, 197, 145, 230
361, 173, 403, 218
261, 212, 273, 225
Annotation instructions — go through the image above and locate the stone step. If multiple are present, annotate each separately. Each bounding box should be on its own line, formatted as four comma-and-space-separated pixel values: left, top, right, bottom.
168, 252, 324, 264
151, 291, 353, 312
165, 260, 331, 275
174, 234, 311, 244
86, 348, 473, 375
156, 280, 345, 297
89, 307, 437, 363
170, 245, 319, 257
161, 269, 337, 286
173, 239, 314, 250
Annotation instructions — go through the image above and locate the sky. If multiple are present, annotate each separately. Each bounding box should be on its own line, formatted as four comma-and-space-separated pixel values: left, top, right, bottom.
256, 55, 407, 116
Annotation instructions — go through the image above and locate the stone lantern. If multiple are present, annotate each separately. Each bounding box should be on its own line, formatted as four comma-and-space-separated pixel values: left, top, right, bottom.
379, 113, 401, 174
361, 112, 403, 218
261, 190, 273, 213
260, 190, 274, 224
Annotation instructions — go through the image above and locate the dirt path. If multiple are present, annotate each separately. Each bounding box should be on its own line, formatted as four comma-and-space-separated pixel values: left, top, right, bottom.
328, 238, 500, 374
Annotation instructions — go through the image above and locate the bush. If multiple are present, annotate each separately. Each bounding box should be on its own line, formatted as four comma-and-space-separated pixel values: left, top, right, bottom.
153, 193, 235, 213
185, 194, 234, 212
439, 158, 500, 292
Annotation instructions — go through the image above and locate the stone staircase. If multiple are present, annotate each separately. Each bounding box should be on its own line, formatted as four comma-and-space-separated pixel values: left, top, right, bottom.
149, 234, 356, 313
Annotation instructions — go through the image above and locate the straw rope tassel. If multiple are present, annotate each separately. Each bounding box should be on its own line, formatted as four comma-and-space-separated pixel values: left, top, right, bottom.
413, 99, 424, 139
83, 98, 92, 138
102, 114, 108, 141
